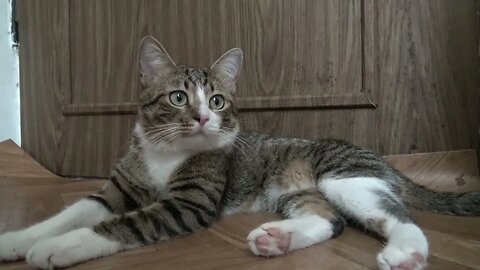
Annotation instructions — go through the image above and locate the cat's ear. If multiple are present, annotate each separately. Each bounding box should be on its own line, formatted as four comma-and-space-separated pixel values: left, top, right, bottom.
138, 36, 175, 87
210, 48, 243, 93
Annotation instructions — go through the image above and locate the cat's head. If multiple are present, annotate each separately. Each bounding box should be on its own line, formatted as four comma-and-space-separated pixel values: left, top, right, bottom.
135, 36, 242, 152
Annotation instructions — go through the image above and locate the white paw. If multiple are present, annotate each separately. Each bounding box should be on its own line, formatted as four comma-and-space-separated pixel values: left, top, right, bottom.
377, 245, 427, 270
0, 231, 40, 261
26, 228, 121, 269
247, 225, 291, 257
26, 238, 74, 269
377, 223, 428, 270
246, 216, 335, 257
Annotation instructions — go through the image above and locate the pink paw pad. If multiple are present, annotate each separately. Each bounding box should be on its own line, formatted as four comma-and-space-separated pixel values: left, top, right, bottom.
250, 227, 291, 257
392, 252, 426, 270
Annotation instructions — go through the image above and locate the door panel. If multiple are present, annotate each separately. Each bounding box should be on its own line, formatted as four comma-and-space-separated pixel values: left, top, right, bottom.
18, 0, 479, 178
69, 0, 368, 110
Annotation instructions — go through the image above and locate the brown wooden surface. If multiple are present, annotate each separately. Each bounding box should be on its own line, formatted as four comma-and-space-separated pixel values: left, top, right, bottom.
18, 0, 479, 178
0, 140, 479, 269
17, 0, 70, 174
375, 0, 479, 155
69, 0, 365, 107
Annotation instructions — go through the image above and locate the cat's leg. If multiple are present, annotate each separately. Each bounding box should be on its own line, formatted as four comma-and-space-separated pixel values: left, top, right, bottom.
25, 187, 222, 269
0, 198, 112, 261
319, 177, 428, 270
247, 189, 345, 257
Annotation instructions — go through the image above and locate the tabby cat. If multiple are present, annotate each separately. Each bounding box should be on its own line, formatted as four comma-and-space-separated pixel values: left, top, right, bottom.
0, 37, 478, 270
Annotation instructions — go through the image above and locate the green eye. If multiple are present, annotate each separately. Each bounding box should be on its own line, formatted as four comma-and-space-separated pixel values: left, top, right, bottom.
169, 91, 188, 106
209, 95, 225, 110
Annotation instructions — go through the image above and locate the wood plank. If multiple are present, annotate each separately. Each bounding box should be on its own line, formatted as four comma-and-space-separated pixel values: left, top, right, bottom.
425, 229, 480, 269
385, 150, 480, 193
61, 94, 376, 116
1, 138, 480, 269
0, 140, 56, 178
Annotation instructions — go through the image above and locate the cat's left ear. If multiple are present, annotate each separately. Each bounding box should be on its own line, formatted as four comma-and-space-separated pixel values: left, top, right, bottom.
210, 48, 243, 93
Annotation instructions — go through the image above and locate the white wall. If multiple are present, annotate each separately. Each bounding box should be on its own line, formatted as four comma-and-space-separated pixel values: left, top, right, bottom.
0, 0, 20, 145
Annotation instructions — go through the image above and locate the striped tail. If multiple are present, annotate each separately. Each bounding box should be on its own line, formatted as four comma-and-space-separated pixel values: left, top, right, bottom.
401, 178, 480, 216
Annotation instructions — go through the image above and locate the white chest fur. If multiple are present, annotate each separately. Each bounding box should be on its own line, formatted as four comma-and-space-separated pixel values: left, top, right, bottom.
143, 147, 190, 189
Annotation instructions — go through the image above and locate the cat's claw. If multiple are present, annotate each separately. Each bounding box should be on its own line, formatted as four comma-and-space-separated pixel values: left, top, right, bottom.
377, 246, 427, 270
247, 227, 291, 257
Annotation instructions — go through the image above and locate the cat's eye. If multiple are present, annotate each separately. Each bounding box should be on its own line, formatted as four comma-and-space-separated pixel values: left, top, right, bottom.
209, 95, 225, 110
169, 91, 188, 107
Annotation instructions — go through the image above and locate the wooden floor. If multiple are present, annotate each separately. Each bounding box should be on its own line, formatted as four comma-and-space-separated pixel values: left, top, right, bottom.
0, 139, 479, 270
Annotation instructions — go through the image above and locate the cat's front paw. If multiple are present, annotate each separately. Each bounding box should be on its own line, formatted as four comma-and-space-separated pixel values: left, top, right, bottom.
26, 228, 121, 269
26, 237, 78, 269
0, 231, 39, 261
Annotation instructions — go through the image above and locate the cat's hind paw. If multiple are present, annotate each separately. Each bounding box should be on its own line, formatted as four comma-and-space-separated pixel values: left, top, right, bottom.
247, 226, 291, 257
377, 223, 428, 270
377, 247, 426, 270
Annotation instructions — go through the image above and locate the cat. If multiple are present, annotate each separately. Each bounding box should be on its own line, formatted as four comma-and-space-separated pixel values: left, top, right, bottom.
0, 36, 479, 270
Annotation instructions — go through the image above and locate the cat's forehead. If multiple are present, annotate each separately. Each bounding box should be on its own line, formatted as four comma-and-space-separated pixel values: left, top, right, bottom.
170, 67, 210, 84
169, 67, 218, 94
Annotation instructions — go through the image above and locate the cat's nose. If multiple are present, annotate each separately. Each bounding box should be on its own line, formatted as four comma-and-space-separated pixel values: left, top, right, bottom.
193, 115, 210, 126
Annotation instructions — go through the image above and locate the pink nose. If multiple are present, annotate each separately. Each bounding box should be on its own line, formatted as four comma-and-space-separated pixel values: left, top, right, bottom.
194, 115, 210, 126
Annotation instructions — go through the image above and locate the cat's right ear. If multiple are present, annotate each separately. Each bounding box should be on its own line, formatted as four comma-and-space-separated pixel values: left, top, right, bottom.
138, 36, 175, 88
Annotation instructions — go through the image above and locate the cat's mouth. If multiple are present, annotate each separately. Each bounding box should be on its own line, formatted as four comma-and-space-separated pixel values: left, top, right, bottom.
185, 129, 207, 137
187, 125, 213, 137
139, 122, 236, 147
184, 124, 231, 139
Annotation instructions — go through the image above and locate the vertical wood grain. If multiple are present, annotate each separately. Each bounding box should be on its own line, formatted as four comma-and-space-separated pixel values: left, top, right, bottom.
18, 0, 479, 177
376, 0, 478, 154
69, 0, 364, 105
18, 0, 70, 173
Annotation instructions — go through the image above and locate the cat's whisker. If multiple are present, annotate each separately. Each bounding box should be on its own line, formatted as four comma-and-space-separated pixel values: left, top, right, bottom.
143, 125, 185, 136
230, 140, 249, 157
165, 132, 182, 144
150, 128, 185, 143
144, 122, 182, 129
232, 135, 251, 149
146, 128, 181, 145
216, 128, 251, 151
143, 123, 193, 133
148, 127, 191, 145
214, 129, 250, 156
143, 124, 181, 133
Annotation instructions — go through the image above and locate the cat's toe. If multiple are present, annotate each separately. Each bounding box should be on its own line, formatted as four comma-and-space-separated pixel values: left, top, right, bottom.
26, 238, 66, 269
247, 227, 290, 257
27, 228, 121, 269
377, 246, 427, 270
27, 236, 82, 269
0, 232, 36, 261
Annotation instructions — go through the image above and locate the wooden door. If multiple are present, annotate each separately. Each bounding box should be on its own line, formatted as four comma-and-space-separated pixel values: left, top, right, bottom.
18, 0, 478, 178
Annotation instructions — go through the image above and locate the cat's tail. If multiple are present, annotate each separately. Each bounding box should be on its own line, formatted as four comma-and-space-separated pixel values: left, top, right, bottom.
400, 177, 480, 216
